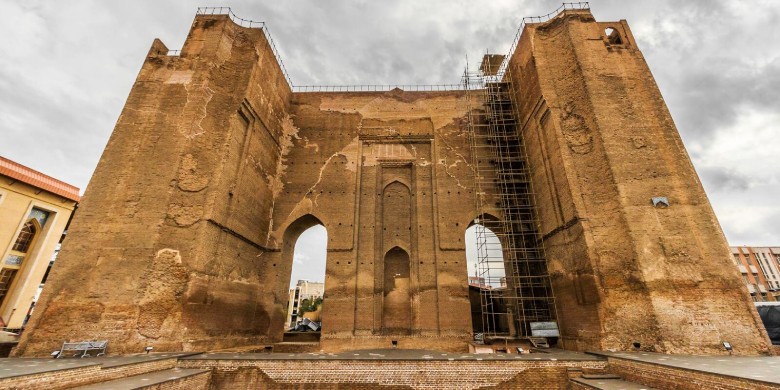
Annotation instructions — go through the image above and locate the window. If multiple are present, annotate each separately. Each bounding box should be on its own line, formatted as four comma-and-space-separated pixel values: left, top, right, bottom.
0, 269, 18, 306
28, 207, 50, 227
12, 221, 36, 253
605, 27, 623, 45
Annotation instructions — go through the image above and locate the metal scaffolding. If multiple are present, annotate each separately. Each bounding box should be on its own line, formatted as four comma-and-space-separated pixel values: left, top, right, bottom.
463, 54, 558, 341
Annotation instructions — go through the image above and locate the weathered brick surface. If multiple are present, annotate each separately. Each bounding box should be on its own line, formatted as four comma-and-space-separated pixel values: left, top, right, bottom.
15, 14, 292, 356
607, 357, 780, 390
265, 90, 483, 351
15, 7, 771, 357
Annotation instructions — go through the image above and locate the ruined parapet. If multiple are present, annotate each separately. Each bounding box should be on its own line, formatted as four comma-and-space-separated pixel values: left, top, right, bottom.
15, 13, 293, 356
507, 9, 770, 354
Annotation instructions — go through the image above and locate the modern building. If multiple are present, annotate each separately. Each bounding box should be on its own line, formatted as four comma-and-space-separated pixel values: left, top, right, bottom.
0, 156, 79, 330
730, 246, 780, 302
286, 280, 324, 328
468, 276, 486, 288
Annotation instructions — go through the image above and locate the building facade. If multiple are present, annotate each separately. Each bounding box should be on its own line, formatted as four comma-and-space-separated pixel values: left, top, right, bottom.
731, 246, 780, 302
0, 157, 79, 330
14, 6, 773, 356
286, 280, 325, 328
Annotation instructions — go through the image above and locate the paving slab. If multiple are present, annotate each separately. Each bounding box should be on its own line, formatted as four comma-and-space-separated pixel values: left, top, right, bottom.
0, 352, 196, 379
571, 376, 657, 390
589, 351, 780, 385
73, 368, 209, 389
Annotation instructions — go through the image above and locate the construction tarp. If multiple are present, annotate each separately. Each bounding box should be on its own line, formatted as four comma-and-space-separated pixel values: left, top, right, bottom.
756, 305, 780, 345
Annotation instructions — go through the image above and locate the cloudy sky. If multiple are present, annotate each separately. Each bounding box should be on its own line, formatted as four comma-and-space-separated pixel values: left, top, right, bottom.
2, 1, 779, 286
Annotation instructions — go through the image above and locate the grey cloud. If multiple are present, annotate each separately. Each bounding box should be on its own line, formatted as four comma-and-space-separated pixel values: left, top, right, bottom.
698, 167, 751, 192
1, 0, 778, 248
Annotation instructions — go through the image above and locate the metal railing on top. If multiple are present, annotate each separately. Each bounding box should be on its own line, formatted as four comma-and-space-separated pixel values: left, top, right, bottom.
488, 2, 589, 83
291, 84, 466, 92
196, 6, 264, 28
171, 3, 590, 92
195, 7, 295, 89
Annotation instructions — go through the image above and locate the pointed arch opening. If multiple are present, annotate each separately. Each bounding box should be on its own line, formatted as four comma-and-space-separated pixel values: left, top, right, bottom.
281, 215, 327, 333
12, 219, 39, 253
465, 214, 510, 335
465, 214, 506, 288
382, 246, 411, 334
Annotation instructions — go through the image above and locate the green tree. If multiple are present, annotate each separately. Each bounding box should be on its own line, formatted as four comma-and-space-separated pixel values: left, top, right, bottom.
298, 297, 323, 315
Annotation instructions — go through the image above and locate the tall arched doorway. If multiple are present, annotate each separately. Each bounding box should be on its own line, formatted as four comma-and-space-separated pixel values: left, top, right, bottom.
281, 215, 327, 334
465, 217, 510, 335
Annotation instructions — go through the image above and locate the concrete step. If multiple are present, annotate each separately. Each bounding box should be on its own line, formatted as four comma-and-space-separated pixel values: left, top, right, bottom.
283, 331, 320, 342
0, 353, 194, 390
72, 368, 210, 390
571, 376, 657, 390
581, 374, 622, 379
273, 341, 321, 353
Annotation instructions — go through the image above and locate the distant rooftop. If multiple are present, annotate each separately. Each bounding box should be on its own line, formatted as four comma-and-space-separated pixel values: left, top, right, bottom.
0, 156, 80, 202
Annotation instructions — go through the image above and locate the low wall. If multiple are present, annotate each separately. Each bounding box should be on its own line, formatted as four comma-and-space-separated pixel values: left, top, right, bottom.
137, 370, 211, 390
178, 358, 608, 389
607, 357, 780, 390
0, 357, 178, 390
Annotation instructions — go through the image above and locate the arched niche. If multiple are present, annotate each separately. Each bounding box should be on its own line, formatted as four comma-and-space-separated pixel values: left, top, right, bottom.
382, 180, 412, 253
382, 246, 411, 333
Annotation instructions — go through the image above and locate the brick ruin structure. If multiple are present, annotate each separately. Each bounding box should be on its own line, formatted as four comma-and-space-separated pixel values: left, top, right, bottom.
15, 5, 772, 356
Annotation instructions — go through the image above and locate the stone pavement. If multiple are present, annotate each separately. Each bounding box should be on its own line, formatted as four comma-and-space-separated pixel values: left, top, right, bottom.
591, 351, 780, 385
0, 352, 195, 379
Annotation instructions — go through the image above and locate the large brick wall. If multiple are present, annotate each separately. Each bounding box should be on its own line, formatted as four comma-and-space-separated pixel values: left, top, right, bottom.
15, 14, 487, 355
15, 14, 293, 356
262, 90, 489, 351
